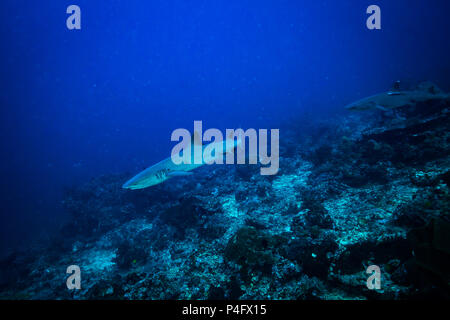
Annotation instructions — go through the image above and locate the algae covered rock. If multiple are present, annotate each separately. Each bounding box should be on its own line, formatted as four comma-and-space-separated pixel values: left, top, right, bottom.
225, 227, 283, 280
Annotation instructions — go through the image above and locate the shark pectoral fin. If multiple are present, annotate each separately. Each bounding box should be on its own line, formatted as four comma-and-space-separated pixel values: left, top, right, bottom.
167, 171, 194, 177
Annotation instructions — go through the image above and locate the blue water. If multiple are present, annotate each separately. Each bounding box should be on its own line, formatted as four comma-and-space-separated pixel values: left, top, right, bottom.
0, 0, 449, 255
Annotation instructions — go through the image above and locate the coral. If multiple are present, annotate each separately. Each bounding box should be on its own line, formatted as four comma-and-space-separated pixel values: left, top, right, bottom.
285, 234, 338, 278
113, 240, 147, 270
160, 196, 211, 239
224, 227, 285, 281
300, 191, 334, 229
308, 144, 333, 166
2, 98, 449, 300
407, 218, 450, 284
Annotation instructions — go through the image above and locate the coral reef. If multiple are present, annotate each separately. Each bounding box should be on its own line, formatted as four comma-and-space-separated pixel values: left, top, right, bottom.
0, 98, 449, 300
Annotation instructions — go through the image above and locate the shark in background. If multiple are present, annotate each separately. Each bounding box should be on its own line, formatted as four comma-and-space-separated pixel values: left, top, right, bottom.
122, 136, 242, 190
345, 81, 450, 112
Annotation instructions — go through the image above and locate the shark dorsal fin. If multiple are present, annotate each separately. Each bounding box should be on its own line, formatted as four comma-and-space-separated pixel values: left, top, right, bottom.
390, 80, 401, 92
191, 131, 202, 146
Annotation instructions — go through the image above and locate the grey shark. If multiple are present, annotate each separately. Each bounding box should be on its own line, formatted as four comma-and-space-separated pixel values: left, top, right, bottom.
123, 137, 242, 190
345, 81, 449, 111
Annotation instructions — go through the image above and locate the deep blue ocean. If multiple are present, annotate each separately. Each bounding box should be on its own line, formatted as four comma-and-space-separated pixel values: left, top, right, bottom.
1, 0, 449, 255
0, 1, 449, 300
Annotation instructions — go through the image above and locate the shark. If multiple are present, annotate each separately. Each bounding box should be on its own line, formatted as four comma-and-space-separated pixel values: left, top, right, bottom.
345, 81, 450, 111
122, 136, 242, 190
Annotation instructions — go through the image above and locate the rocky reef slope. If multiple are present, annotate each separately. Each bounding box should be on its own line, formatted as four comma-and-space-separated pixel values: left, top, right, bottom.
1, 98, 449, 300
